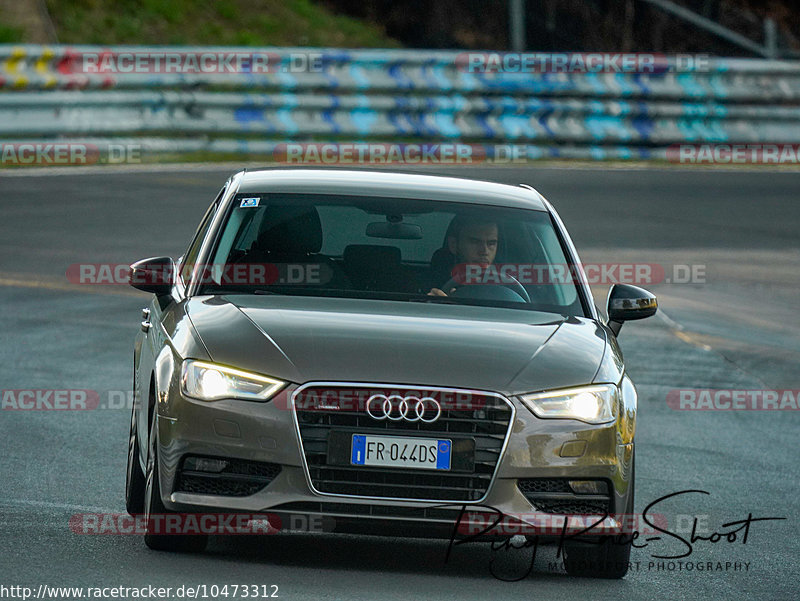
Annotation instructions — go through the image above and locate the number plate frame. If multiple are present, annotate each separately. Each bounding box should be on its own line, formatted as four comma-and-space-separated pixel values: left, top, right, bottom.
325, 431, 476, 472
350, 434, 452, 470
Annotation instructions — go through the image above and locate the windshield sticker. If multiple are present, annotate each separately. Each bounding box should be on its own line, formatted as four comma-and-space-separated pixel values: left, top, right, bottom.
239, 197, 260, 208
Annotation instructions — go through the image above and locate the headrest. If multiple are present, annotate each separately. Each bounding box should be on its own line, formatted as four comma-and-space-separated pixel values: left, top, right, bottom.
343, 244, 401, 269
254, 205, 323, 255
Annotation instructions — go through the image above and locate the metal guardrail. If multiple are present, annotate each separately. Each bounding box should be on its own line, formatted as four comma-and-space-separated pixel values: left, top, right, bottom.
2, 45, 800, 161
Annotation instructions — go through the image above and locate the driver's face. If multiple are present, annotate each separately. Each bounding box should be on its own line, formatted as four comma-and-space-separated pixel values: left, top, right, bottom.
449, 223, 498, 265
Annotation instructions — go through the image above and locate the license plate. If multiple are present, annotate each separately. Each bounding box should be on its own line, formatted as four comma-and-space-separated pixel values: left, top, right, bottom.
351, 434, 452, 470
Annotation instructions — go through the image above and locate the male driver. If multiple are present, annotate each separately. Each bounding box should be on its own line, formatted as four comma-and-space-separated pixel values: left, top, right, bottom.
429, 216, 498, 296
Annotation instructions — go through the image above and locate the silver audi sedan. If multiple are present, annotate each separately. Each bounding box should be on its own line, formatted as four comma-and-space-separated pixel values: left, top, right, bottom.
125, 169, 657, 578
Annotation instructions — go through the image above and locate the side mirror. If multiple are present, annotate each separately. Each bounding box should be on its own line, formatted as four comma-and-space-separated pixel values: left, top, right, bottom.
129, 257, 174, 296
606, 284, 658, 336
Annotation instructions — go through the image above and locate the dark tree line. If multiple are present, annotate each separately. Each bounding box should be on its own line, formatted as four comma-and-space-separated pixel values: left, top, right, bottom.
322, 0, 799, 55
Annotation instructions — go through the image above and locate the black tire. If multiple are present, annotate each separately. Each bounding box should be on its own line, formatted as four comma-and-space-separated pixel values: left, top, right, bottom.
564, 452, 635, 579
143, 410, 208, 552
125, 403, 146, 515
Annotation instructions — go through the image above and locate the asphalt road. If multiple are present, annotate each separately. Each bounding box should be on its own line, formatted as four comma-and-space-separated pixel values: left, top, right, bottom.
1, 165, 798, 600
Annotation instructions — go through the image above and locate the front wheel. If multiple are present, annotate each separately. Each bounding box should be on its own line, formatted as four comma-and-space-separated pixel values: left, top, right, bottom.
563, 452, 635, 578
562, 530, 632, 578
143, 410, 208, 552
125, 402, 146, 515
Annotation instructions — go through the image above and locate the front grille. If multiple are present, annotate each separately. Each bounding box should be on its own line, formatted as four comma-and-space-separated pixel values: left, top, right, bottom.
517, 478, 612, 515
174, 456, 281, 497
294, 384, 514, 502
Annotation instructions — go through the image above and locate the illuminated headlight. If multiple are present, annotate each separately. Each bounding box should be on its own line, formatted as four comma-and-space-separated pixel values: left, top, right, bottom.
519, 384, 618, 424
181, 360, 286, 402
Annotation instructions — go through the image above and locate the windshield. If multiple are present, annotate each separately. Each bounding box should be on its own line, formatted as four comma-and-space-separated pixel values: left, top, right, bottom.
193, 193, 587, 316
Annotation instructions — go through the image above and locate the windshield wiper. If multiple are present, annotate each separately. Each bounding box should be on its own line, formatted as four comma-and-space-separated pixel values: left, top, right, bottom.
407, 295, 460, 304
407, 293, 541, 310
200, 286, 291, 296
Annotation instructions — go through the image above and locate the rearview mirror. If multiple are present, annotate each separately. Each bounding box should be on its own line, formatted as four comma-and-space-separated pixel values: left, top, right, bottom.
606, 284, 658, 336
366, 221, 422, 240
129, 257, 174, 296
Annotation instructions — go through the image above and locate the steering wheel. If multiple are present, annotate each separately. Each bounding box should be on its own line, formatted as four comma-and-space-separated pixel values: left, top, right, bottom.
439, 273, 531, 303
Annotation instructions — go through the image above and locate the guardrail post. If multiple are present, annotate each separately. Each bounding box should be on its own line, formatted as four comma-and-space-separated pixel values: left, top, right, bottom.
764, 18, 778, 59
508, 0, 526, 51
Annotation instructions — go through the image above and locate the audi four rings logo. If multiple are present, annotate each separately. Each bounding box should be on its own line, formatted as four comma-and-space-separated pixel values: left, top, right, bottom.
366, 394, 442, 423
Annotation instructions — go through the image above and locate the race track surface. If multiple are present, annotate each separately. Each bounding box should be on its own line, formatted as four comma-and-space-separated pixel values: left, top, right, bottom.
1, 165, 797, 600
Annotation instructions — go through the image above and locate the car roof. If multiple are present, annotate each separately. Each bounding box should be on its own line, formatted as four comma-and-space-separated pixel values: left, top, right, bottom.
236, 169, 548, 211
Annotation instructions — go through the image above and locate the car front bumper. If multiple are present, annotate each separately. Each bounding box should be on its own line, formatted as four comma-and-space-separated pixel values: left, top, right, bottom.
154, 381, 635, 539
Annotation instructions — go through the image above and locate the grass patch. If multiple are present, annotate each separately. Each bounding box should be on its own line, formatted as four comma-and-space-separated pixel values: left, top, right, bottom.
0, 24, 24, 43
44, 0, 400, 47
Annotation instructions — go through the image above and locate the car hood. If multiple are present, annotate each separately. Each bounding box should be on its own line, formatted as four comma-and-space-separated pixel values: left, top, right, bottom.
186, 295, 608, 394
